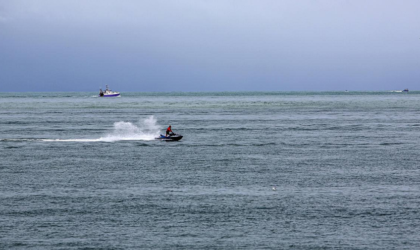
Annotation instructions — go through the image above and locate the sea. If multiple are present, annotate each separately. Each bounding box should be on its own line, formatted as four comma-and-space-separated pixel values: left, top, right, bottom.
1, 91, 419, 249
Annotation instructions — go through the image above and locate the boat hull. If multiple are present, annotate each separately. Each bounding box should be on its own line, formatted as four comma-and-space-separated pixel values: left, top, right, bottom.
99, 94, 120, 97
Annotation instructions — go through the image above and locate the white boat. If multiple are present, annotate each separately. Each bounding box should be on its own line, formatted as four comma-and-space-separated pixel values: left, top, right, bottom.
99, 85, 120, 97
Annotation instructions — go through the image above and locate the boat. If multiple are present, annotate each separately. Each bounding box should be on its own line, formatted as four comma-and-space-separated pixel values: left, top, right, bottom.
390, 89, 409, 93
155, 133, 183, 141
99, 85, 120, 97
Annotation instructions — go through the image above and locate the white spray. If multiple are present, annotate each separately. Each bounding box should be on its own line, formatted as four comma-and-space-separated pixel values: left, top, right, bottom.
100, 115, 161, 141
42, 116, 161, 142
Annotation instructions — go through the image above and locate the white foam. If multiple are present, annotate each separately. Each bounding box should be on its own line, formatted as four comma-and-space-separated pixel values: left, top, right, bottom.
41, 116, 161, 142
42, 139, 103, 142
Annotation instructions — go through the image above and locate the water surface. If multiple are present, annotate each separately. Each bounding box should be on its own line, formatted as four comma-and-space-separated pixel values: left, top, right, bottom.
1, 92, 419, 249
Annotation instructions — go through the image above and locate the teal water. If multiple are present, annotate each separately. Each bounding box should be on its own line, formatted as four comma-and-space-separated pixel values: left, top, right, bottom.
1, 92, 420, 249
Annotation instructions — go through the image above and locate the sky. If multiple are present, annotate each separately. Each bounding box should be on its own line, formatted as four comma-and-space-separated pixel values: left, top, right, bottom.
0, 0, 419, 92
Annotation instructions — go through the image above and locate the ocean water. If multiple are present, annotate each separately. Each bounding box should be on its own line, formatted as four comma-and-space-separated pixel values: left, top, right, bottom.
1, 91, 420, 249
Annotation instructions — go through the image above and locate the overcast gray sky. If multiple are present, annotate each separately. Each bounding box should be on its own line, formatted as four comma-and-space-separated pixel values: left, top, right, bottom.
1, 0, 419, 92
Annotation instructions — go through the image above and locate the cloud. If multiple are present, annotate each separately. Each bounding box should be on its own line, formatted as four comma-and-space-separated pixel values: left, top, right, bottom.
1, 0, 420, 91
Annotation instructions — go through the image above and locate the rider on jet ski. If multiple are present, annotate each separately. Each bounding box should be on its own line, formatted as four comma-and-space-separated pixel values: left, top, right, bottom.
166, 125, 174, 137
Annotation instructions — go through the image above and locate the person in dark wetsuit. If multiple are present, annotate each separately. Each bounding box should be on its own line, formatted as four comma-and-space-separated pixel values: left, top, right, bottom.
166, 125, 173, 137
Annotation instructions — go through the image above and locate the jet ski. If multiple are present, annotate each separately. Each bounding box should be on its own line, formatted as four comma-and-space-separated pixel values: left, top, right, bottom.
156, 133, 183, 141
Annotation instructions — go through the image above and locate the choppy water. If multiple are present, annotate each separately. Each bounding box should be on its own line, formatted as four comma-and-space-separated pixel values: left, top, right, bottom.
1, 91, 420, 249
